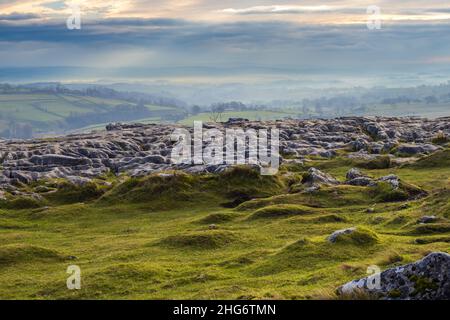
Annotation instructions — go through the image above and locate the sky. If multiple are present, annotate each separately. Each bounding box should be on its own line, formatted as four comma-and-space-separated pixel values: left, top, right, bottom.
1, 0, 450, 86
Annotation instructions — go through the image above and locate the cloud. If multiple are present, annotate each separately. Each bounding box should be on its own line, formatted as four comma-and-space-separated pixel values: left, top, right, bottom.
220, 5, 335, 15
0, 12, 40, 21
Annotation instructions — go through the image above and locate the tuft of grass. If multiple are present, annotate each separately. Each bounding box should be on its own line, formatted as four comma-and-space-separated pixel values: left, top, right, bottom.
431, 132, 449, 145
376, 251, 403, 266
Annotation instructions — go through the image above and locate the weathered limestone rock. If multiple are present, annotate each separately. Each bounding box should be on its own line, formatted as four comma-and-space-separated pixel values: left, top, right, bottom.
303, 168, 339, 186
0, 117, 448, 188
327, 227, 356, 243
337, 252, 450, 300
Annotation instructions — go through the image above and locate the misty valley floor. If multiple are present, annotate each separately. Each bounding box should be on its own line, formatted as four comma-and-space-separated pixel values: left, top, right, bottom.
0, 154, 449, 299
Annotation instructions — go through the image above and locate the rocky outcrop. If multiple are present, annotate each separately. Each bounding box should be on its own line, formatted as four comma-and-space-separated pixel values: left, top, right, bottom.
0, 116, 448, 189
337, 252, 450, 300
303, 168, 339, 187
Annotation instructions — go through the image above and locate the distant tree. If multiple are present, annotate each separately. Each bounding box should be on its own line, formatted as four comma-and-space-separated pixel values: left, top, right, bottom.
191, 105, 201, 115
209, 104, 225, 122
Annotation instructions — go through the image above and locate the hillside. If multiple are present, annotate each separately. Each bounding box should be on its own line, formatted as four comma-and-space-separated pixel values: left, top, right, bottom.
0, 85, 186, 138
0, 117, 448, 299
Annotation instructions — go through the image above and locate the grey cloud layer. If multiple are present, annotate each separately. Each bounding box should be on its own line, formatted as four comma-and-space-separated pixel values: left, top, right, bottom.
1, 18, 450, 76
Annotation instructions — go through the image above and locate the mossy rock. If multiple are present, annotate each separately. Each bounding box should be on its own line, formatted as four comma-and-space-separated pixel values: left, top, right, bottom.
371, 182, 409, 202
332, 227, 379, 246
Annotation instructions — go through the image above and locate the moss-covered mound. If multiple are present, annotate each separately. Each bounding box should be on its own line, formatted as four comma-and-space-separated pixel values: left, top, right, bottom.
249, 204, 315, 220
44, 181, 106, 205
216, 166, 286, 207
332, 227, 379, 246
159, 231, 236, 249
100, 172, 203, 207
407, 149, 450, 168
0, 244, 66, 266
0, 196, 47, 210
197, 213, 237, 224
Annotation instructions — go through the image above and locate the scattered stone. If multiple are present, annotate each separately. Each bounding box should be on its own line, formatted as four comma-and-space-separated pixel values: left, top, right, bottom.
396, 143, 441, 155
346, 168, 364, 181
327, 227, 356, 243
303, 168, 339, 186
417, 215, 437, 224
378, 174, 400, 189
367, 207, 375, 214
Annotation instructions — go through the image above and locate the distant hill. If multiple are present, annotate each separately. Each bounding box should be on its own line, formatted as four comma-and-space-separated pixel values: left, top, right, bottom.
0, 83, 187, 138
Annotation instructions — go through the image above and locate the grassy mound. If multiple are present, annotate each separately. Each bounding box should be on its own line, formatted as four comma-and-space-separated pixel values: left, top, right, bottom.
408, 223, 450, 235
159, 231, 236, 249
370, 181, 425, 203
249, 204, 315, 220
44, 181, 106, 205
0, 244, 65, 266
307, 214, 348, 223
384, 214, 410, 227
356, 156, 392, 170
100, 263, 166, 281
407, 149, 450, 168
238, 185, 375, 211
371, 182, 408, 202
414, 236, 450, 244
417, 189, 450, 219
100, 172, 204, 207
332, 227, 379, 246
0, 196, 47, 210
216, 166, 286, 207
197, 213, 237, 224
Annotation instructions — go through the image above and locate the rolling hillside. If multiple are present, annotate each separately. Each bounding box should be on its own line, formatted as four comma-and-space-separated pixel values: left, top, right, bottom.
0, 90, 186, 138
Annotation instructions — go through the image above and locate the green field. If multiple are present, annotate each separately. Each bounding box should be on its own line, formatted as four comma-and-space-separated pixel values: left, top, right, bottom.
361, 102, 450, 119
0, 149, 448, 299
0, 93, 183, 135
179, 110, 299, 126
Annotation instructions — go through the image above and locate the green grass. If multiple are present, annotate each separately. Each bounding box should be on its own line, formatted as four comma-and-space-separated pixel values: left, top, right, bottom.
0, 151, 448, 300
178, 110, 299, 126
